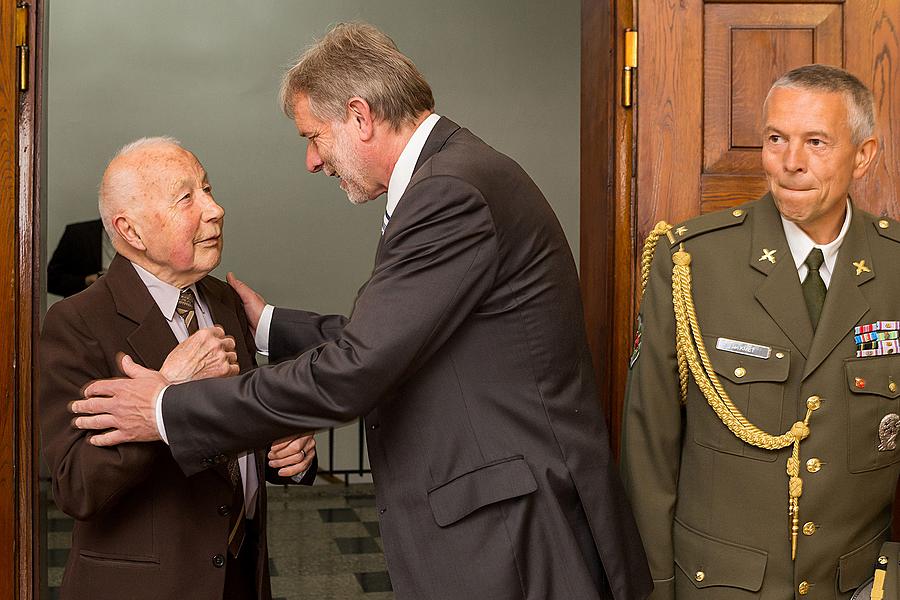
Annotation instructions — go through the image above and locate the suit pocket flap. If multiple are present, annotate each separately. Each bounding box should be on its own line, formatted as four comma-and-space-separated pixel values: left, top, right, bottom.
427, 456, 537, 527
846, 356, 900, 399
673, 518, 767, 591
838, 525, 891, 592
703, 335, 790, 384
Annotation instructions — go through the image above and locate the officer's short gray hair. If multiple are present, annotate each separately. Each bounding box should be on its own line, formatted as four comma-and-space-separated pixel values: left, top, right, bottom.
278, 22, 434, 130
765, 64, 876, 145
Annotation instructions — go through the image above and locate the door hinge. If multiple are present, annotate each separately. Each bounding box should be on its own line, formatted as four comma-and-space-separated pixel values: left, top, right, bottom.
622, 29, 637, 108
16, 3, 29, 92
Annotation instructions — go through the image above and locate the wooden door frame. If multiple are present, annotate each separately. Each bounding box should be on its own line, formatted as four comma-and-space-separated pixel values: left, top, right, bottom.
0, 0, 43, 597
581, 0, 634, 456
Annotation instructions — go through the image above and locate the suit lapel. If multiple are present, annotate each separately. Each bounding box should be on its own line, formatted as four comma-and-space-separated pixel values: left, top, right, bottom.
105, 255, 179, 371
751, 195, 814, 358
802, 204, 873, 380
196, 278, 254, 372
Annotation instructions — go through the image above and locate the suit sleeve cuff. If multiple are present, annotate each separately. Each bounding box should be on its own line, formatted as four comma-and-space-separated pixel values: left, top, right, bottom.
254, 304, 275, 355
155, 385, 171, 445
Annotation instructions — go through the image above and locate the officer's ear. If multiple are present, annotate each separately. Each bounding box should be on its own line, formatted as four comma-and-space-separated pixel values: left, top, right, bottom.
852, 136, 878, 180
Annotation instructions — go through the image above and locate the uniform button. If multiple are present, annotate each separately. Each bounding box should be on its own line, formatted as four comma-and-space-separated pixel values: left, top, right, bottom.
891, 381, 898, 394
806, 458, 822, 473
217, 504, 231, 517
775, 352, 785, 359
806, 396, 821, 411
880, 219, 890, 229
802, 522, 817, 536
379, 507, 387, 515
734, 367, 747, 378
369, 423, 379, 430
732, 209, 743, 217
798, 581, 810, 595
880, 555, 889, 566
212, 554, 225, 568
694, 571, 705, 582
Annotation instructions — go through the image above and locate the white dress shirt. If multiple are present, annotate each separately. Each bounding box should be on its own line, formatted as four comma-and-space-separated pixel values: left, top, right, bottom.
780, 199, 852, 289
133, 262, 260, 517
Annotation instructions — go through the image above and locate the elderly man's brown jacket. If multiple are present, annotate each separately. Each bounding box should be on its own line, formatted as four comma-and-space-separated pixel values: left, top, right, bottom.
622, 195, 900, 599
40, 255, 314, 600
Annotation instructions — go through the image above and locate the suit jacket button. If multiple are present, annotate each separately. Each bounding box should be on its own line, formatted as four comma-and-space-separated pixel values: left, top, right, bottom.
212, 554, 225, 568
370, 423, 379, 430
217, 504, 231, 517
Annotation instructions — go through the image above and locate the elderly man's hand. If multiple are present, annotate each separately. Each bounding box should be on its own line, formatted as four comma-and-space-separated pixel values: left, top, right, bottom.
160, 326, 239, 384
268, 433, 316, 477
71, 355, 167, 446
227, 272, 266, 336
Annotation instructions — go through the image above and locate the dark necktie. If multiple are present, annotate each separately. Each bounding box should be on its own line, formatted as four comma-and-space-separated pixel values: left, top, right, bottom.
177, 288, 246, 555
381, 209, 391, 235
802, 248, 827, 330
175, 288, 199, 335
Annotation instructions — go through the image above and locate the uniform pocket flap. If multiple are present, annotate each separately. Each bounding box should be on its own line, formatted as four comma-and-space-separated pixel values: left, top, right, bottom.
703, 335, 790, 384
838, 525, 891, 592
846, 356, 900, 399
673, 518, 767, 591
427, 456, 537, 527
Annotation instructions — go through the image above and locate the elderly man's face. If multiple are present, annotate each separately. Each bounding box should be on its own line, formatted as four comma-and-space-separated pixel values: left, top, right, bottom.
762, 87, 872, 241
134, 146, 224, 286
292, 95, 380, 204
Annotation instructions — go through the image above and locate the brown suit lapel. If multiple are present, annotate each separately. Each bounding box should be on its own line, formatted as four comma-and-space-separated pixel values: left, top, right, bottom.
751, 196, 814, 358
105, 255, 179, 371
802, 204, 873, 380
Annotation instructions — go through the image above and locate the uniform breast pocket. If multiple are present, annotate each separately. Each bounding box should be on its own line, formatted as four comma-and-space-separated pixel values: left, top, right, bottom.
689, 335, 790, 462
845, 355, 900, 473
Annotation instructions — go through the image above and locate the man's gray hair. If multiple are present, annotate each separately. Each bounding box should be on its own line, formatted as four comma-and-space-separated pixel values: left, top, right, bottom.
766, 64, 876, 144
279, 22, 434, 130
98, 136, 182, 238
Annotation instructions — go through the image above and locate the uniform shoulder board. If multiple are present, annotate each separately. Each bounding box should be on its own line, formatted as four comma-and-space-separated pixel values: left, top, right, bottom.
667, 206, 748, 247
873, 215, 900, 244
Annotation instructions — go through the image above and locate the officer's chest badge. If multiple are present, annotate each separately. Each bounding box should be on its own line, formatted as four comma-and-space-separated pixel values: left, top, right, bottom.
629, 314, 643, 369
878, 413, 900, 451
854, 321, 900, 357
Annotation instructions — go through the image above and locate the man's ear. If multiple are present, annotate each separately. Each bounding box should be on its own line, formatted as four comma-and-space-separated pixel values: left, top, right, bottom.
347, 97, 375, 142
113, 214, 147, 252
852, 136, 879, 179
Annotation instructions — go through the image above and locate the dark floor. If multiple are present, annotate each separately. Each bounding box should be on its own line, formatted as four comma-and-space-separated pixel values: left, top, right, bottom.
46, 483, 393, 599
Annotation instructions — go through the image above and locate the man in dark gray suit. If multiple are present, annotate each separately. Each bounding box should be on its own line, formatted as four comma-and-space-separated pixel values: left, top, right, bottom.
72, 22, 651, 600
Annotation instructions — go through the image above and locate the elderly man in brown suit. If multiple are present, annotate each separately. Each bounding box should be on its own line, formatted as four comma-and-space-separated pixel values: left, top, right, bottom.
621, 65, 900, 599
40, 137, 316, 600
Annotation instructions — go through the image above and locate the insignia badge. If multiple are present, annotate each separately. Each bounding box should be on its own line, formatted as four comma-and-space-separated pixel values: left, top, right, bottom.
715, 337, 771, 359
629, 315, 643, 369
853, 259, 871, 275
878, 413, 900, 451
758, 248, 777, 264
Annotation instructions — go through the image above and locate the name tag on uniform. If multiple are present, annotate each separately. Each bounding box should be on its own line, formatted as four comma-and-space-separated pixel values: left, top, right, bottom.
715, 337, 771, 360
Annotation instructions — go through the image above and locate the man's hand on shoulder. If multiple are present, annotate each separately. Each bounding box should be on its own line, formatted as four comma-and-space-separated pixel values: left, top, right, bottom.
227, 272, 266, 336
160, 326, 239, 384
71, 355, 167, 446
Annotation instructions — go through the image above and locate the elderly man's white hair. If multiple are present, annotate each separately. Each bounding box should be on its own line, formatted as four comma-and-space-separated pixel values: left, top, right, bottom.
97, 136, 183, 240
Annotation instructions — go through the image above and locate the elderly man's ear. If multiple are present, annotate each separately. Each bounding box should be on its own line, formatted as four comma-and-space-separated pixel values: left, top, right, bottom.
112, 215, 146, 252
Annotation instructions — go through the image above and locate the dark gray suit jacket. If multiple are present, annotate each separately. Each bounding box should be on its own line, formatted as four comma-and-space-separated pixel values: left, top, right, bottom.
165, 118, 651, 599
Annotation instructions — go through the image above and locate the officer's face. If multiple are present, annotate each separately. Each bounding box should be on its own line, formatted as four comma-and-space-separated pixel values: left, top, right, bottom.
762, 87, 876, 243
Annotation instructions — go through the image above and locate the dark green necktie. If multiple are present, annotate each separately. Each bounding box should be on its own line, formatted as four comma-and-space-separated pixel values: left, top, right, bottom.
802, 248, 827, 329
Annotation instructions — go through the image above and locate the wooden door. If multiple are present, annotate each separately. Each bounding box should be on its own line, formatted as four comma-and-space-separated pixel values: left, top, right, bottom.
580, 0, 900, 454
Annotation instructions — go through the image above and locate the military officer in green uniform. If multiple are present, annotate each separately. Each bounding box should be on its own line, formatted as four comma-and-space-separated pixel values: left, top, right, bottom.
621, 64, 899, 599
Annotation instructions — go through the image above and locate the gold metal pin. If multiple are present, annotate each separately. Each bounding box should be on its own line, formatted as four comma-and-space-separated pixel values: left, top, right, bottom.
853, 259, 871, 275
758, 248, 777, 264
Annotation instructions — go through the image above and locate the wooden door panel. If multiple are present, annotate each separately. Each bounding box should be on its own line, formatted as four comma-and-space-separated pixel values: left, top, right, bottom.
702, 4, 843, 209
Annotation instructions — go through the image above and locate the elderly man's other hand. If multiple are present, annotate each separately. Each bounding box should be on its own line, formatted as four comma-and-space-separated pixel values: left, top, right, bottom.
160, 326, 239, 384
268, 433, 316, 477
71, 355, 167, 446
227, 272, 266, 336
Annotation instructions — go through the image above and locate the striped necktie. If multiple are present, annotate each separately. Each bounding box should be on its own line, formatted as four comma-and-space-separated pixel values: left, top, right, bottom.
175, 288, 199, 334
381, 209, 391, 235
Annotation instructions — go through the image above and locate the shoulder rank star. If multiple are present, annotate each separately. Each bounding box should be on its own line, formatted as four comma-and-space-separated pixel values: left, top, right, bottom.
758, 248, 777, 264
853, 259, 871, 275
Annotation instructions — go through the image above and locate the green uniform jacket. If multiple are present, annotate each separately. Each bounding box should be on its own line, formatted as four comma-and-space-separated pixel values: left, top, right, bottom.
622, 195, 900, 599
